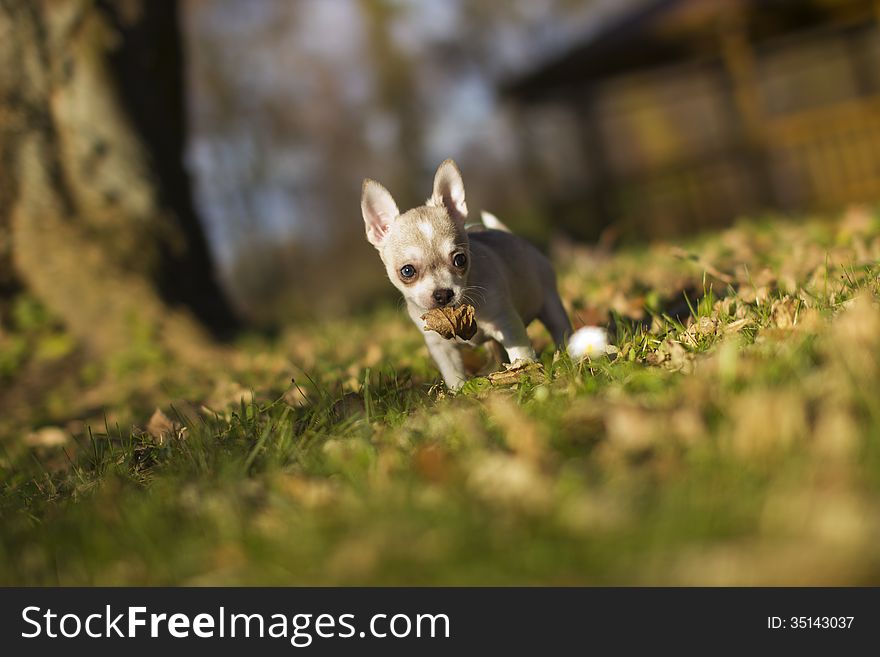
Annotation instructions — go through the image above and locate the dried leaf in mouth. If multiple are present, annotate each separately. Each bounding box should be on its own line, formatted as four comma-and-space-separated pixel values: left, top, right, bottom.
421, 304, 478, 341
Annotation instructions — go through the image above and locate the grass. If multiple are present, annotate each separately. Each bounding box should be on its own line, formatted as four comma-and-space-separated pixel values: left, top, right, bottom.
2, 208, 880, 585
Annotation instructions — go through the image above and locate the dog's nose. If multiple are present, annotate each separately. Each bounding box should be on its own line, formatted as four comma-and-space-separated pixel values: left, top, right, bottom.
432, 288, 454, 306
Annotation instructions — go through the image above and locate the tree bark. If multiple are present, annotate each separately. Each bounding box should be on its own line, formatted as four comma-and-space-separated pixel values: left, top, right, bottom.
0, 0, 237, 357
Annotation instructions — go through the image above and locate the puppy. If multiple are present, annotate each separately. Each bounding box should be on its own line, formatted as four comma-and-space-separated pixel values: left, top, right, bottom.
360, 159, 571, 389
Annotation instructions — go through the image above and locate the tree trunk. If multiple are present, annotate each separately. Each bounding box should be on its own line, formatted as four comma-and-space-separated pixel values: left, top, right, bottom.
0, 0, 237, 358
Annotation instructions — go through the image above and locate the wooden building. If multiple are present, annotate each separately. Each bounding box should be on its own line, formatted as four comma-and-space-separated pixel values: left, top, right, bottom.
503, 0, 880, 241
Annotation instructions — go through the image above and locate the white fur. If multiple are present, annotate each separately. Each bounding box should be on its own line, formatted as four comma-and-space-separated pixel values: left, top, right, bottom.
480, 210, 511, 233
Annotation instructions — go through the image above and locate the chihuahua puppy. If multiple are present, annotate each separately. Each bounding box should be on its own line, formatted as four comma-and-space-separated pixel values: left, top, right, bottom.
361, 159, 571, 389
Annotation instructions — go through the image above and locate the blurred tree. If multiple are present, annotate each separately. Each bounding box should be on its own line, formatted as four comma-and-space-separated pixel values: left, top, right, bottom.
0, 0, 237, 356
362, 0, 422, 200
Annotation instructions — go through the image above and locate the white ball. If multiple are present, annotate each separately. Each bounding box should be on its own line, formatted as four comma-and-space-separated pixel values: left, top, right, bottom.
567, 326, 609, 360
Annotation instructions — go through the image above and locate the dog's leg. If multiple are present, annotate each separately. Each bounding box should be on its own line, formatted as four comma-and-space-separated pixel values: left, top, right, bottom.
485, 309, 536, 363
538, 291, 573, 347
424, 331, 468, 390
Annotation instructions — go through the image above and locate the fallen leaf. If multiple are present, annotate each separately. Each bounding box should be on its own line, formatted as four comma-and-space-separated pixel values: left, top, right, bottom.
487, 360, 545, 386
486, 395, 548, 462
146, 408, 183, 444
696, 316, 718, 336
723, 318, 752, 334
25, 426, 68, 448
421, 304, 478, 340
605, 406, 660, 456
205, 381, 254, 411
466, 452, 551, 511
647, 340, 692, 372
412, 444, 451, 483
726, 391, 807, 456
770, 296, 800, 329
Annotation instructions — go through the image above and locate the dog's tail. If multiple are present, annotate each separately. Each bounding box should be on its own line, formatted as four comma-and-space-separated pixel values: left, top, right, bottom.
477, 210, 512, 233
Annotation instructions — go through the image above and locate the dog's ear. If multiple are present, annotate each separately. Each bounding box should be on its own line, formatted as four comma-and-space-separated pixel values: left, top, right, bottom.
430, 159, 468, 225
361, 179, 399, 249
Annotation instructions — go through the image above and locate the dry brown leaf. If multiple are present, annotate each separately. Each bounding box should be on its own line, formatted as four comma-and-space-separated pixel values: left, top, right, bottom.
486, 395, 548, 462
206, 380, 254, 411
726, 391, 807, 457
146, 408, 183, 444
25, 426, 68, 448
723, 318, 752, 334
421, 304, 478, 340
647, 340, 693, 372
770, 296, 800, 329
412, 444, 451, 483
696, 316, 718, 336
604, 406, 660, 456
466, 452, 552, 511
487, 360, 545, 386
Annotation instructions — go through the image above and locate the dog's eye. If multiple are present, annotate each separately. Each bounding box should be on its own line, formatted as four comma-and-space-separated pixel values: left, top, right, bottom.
400, 264, 416, 279
453, 253, 467, 268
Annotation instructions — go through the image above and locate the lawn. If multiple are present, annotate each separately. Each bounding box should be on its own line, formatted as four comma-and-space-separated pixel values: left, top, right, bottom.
2, 208, 880, 585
